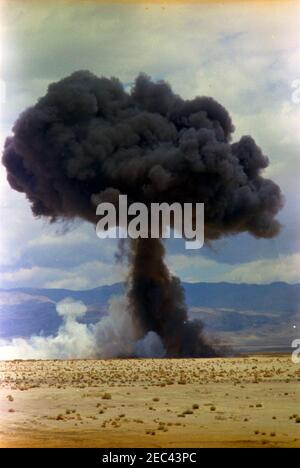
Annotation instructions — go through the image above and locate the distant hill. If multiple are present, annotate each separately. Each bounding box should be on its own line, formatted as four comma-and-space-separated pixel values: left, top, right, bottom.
184, 281, 300, 313
0, 282, 299, 351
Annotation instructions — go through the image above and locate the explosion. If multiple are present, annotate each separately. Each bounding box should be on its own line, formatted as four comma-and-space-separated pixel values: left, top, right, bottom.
2, 71, 283, 357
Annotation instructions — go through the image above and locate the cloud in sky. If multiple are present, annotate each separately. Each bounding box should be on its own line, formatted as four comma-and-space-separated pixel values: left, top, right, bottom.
0, 0, 299, 288
169, 252, 300, 285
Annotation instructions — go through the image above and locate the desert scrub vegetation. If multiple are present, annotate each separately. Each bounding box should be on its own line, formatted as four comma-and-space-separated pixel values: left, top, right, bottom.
0, 355, 298, 448
0, 355, 298, 390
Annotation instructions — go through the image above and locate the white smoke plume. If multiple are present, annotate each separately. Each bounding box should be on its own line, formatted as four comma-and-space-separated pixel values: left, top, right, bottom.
135, 332, 166, 358
0, 297, 165, 360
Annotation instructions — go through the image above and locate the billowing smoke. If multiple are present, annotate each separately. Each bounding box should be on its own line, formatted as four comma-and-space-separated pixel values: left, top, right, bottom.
0, 297, 165, 360
0, 298, 95, 360
2, 71, 283, 357
127, 238, 216, 356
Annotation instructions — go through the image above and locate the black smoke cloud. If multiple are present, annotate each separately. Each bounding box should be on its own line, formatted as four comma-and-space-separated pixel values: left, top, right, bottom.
2, 71, 283, 357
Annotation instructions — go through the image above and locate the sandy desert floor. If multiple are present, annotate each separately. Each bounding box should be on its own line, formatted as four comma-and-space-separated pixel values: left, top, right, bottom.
0, 355, 299, 448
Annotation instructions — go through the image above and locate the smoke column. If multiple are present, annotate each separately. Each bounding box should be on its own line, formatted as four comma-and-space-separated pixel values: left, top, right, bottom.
127, 238, 215, 357
2, 71, 283, 357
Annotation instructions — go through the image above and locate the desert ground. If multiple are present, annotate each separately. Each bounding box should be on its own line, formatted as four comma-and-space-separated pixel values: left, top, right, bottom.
0, 355, 299, 448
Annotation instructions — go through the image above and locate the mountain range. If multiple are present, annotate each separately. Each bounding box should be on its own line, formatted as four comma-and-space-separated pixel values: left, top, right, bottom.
0, 282, 299, 352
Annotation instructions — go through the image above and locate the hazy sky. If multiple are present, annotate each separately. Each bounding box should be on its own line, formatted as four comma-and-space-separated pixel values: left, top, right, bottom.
0, 0, 299, 289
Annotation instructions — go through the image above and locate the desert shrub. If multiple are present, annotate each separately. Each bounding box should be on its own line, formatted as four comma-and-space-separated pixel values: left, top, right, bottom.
183, 409, 193, 415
